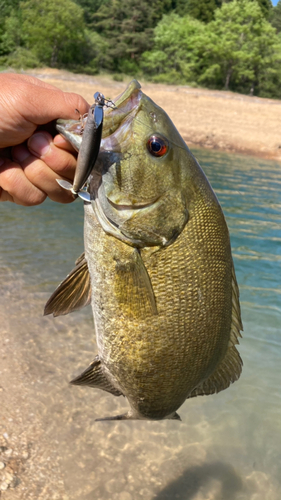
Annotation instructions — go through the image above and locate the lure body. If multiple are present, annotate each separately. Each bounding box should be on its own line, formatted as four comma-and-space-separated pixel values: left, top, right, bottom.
57, 92, 107, 196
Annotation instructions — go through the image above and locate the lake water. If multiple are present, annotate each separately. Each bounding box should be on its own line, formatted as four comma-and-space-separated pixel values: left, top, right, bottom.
0, 148, 280, 500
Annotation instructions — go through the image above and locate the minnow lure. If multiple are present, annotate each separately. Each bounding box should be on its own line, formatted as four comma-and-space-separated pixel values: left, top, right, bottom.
57, 92, 115, 198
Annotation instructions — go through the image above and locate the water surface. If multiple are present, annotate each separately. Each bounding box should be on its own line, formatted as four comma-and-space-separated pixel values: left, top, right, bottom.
0, 149, 280, 500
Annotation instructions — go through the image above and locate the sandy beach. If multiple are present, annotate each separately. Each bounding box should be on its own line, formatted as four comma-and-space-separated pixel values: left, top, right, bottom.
26, 68, 281, 162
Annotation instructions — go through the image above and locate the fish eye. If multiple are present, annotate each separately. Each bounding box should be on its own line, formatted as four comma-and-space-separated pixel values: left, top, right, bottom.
147, 136, 168, 157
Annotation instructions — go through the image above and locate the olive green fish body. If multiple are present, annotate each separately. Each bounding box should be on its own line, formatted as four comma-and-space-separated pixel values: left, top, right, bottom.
83, 158, 235, 420
46, 80, 242, 421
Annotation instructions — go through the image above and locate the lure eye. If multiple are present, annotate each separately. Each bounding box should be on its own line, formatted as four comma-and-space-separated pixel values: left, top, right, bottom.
147, 136, 168, 157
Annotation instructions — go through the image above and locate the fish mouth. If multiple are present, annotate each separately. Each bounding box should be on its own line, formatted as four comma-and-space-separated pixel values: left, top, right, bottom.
55, 80, 142, 153
89, 80, 160, 247
102, 80, 142, 141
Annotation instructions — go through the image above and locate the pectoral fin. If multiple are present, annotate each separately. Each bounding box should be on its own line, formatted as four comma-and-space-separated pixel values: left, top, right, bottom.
70, 356, 123, 397
44, 253, 91, 317
114, 249, 157, 317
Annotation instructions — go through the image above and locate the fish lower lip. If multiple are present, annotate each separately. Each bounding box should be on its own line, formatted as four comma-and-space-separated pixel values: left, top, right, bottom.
107, 197, 158, 210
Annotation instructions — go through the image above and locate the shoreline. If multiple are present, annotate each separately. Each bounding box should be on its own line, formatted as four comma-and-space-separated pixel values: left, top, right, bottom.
24, 68, 281, 162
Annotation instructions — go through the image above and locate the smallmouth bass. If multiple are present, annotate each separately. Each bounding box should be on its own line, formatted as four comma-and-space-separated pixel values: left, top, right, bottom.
45, 80, 243, 421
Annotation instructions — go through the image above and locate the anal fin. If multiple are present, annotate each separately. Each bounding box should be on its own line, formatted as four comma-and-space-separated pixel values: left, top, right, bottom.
70, 356, 123, 397
189, 345, 242, 398
44, 252, 91, 317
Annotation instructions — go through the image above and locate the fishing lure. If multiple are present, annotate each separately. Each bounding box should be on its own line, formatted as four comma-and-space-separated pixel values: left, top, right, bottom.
57, 92, 115, 199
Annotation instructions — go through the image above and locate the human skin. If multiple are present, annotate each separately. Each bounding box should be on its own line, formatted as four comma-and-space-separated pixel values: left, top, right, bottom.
0, 73, 89, 205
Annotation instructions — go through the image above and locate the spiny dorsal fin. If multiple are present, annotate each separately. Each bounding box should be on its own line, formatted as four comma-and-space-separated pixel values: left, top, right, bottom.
44, 253, 91, 317
70, 356, 123, 397
189, 262, 243, 398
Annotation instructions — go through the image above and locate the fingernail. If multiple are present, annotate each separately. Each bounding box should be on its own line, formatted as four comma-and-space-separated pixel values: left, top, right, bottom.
12, 145, 30, 163
28, 133, 51, 158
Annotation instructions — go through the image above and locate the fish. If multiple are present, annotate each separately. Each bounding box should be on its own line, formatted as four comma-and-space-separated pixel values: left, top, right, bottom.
44, 79, 243, 421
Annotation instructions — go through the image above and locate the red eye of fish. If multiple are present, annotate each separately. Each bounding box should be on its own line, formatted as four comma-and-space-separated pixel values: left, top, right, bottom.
147, 136, 168, 157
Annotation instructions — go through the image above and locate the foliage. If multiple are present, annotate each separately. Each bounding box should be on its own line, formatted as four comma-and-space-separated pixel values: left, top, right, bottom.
1, 0, 281, 99
0, 8, 22, 56
200, 0, 281, 94
0, 47, 40, 69
175, 0, 222, 23
20, 0, 87, 67
142, 0, 281, 97
222, 0, 272, 18
251, 0, 272, 18
270, 0, 281, 33
141, 14, 207, 83
73, 0, 104, 25
91, 0, 174, 72
72, 29, 111, 74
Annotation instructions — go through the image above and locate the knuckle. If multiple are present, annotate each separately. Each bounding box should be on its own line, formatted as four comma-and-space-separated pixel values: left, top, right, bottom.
24, 192, 46, 206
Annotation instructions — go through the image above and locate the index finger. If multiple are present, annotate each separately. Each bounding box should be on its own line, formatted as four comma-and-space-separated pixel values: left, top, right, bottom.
0, 74, 90, 147
18, 86, 89, 124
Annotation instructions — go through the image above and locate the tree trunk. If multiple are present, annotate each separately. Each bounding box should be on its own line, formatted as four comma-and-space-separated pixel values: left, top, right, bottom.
225, 65, 232, 90
51, 42, 58, 68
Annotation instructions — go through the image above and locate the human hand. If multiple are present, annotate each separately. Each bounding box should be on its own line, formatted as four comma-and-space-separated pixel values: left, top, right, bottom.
0, 73, 89, 205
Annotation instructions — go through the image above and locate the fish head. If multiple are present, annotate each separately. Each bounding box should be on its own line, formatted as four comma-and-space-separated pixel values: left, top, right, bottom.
90, 80, 196, 248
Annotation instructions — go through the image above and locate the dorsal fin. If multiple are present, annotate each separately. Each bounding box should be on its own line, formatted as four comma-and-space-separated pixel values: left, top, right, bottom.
189, 262, 243, 398
44, 253, 91, 317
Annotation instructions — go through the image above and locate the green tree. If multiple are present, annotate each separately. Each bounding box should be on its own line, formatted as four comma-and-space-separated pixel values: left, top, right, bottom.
92, 0, 174, 72
222, 0, 272, 18
175, 0, 222, 23
199, 0, 281, 94
141, 13, 208, 83
21, 0, 87, 67
249, 0, 272, 18
270, 1, 281, 33
73, 0, 104, 25
142, 0, 281, 98
0, 0, 21, 55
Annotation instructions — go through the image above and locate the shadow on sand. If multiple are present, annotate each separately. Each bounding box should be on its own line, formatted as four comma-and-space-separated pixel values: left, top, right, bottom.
154, 461, 243, 500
